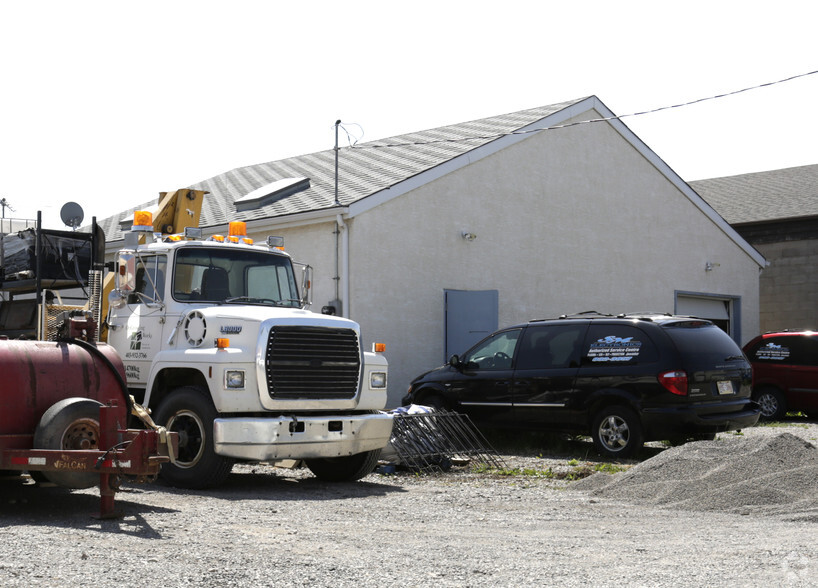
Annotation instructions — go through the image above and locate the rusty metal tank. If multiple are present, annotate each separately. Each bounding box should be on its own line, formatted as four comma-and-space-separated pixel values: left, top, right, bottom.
0, 339, 127, 449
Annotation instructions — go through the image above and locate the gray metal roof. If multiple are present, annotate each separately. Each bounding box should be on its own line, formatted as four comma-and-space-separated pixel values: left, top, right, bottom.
691, 164, 818, 225
97, 97, 588, 241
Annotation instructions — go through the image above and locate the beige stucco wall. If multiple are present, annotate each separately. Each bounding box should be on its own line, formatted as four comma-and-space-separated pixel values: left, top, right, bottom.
341, 116, 761, 406
246, 221, 341, 312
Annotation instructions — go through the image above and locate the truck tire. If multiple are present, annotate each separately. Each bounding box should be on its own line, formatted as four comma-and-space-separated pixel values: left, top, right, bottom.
591, 405, 643, 458
154, 386, 234, 489
33, 398, 103, 489
305, 449, 382, 482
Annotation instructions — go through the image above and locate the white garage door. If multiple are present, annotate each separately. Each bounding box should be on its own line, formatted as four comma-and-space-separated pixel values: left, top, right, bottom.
676, 295, 732, 336
676, 296, 730, 320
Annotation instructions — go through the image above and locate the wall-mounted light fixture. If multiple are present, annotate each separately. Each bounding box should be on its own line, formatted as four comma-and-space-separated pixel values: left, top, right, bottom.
705, 261, 720, 272
461, 230, 477, 242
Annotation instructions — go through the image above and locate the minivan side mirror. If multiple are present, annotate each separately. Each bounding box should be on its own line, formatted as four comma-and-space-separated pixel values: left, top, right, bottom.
448, 354, 462, 369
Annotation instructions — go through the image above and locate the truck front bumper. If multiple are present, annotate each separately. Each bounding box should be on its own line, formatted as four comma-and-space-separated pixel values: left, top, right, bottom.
212, 412, 394, 461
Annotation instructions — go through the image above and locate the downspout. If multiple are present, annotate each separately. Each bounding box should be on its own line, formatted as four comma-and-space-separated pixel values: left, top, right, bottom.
336, 214, 349, 318
333, 121, 350, 318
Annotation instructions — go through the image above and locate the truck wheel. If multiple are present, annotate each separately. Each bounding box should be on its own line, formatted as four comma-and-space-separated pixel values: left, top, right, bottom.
305, 449, 382, 482
33, 398, 103, 489
591, 405, 643, 458
154, 386, 233, 489
754, 387, 786, 420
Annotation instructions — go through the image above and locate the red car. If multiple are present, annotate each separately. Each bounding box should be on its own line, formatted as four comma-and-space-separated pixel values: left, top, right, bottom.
743, 331, 818, 420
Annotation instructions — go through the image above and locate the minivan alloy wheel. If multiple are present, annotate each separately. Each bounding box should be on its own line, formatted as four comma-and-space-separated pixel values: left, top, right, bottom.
599, 415, 630, 450
591, 405, 643, 458
755, 387, 786, 420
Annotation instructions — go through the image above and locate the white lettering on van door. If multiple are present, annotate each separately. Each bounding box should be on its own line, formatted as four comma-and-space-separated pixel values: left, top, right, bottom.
588, 336, 642, 362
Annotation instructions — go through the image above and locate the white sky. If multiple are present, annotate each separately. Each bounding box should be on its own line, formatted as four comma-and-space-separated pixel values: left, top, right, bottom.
1, 1, 816, 229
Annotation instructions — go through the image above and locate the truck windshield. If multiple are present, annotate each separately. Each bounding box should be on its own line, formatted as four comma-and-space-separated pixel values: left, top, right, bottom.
172, 247, 300, 306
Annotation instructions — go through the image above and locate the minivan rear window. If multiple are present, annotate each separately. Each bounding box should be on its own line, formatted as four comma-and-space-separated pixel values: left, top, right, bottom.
662, 323, 745, 368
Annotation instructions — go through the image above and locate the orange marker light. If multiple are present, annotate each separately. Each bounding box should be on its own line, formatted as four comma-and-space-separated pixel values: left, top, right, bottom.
228, 221, 247, 237
133, 210, 153, 229
373, 343, 386, 353
216, 338, 230, 349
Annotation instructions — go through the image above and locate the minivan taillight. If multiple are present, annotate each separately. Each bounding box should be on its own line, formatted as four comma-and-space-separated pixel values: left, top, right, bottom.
658, 371, 688, 396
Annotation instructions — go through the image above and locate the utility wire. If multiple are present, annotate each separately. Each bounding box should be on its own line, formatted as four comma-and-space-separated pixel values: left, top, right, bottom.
349, 69, 818, 150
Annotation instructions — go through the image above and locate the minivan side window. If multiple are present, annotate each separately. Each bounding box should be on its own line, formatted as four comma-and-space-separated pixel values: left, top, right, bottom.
462, 329, 521, 370
515, 325, 585, 370
581, 325, 657, 365
799, 337, 818, 366
750, 337, 793, 363
773, 336, 818, 366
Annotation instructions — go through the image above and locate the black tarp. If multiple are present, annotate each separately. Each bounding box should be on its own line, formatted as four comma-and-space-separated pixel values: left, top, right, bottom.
1, 228, 93, 282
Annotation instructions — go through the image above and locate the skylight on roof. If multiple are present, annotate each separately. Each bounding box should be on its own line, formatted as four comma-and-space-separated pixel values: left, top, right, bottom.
234, 177, 310, 212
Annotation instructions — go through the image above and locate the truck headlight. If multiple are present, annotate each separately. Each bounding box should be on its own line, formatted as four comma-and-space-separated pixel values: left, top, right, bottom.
370, 371, 387, 389
225, 369, 245, 389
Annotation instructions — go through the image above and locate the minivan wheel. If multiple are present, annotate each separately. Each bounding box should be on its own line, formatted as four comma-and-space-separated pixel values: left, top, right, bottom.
591, 405, 643, 458
419, 393, 447, 410
755, 387, 786, 420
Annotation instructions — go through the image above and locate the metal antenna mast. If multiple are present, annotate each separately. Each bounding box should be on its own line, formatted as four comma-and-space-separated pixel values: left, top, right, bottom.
334, 120, 341, 206
332, 120, 342, 309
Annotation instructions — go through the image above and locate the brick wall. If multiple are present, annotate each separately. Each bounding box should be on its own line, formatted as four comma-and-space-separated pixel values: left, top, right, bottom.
756, 239, 818, 332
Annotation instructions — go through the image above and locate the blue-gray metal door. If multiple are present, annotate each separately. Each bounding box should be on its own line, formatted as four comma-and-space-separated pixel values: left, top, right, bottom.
444, 289, 499, 361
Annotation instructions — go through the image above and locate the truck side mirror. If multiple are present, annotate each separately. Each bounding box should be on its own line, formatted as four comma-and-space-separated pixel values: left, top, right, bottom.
300, 264, 313, 308
116, 252, 137, 292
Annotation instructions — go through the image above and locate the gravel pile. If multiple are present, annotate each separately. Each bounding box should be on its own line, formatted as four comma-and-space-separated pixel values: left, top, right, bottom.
573, 432, 818, 519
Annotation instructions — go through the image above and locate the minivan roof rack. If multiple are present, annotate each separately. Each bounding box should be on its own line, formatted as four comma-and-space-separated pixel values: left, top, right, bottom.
556, 311, 613, 320
617, 312, 676, 322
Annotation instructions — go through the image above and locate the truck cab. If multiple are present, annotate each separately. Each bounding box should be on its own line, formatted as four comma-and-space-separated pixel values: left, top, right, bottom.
106, 215, 392, 488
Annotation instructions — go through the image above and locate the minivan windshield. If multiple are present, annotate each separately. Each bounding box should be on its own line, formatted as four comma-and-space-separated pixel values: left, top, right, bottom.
172, 247, 300, 306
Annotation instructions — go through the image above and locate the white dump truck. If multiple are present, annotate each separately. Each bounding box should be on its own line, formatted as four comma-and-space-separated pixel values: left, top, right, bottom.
102, 203, 392, 489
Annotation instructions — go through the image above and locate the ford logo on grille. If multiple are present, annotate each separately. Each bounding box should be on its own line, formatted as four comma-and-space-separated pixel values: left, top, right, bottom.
220, 325, 242, 334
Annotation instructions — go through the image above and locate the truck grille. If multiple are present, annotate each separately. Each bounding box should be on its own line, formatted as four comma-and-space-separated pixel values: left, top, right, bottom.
265, 326, 361, 399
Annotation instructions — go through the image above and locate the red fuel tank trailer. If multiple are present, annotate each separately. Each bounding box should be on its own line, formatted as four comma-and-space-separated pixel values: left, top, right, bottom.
0, 339, 125, 446
0, 336, 177, 518
0, 212, 176, 517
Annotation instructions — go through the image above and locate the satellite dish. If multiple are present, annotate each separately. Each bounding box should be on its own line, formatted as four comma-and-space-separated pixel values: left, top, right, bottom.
60, 202, 84, 229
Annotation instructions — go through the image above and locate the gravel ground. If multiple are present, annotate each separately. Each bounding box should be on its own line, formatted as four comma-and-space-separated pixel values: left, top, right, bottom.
1, 420, 817, 587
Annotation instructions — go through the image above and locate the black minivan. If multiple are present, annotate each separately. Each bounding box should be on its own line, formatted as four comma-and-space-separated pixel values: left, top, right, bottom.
402, 313, 760, 457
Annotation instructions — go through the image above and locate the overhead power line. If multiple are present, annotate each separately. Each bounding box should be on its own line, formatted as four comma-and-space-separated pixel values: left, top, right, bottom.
349, 69, 818, 150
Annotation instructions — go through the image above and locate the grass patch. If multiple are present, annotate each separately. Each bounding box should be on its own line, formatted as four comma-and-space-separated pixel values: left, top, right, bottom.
480, 428, 596, 459
755, 419, 809, 429
472, 461, 630, 481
